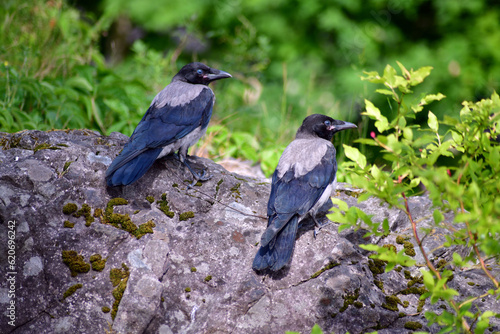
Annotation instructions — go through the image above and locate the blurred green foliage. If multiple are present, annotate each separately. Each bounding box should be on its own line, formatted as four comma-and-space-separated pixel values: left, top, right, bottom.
1, 0, 500, 176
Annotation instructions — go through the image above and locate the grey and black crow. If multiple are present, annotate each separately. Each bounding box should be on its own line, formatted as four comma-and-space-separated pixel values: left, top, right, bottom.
252, 114, 357, 272
106, 62, 231, 187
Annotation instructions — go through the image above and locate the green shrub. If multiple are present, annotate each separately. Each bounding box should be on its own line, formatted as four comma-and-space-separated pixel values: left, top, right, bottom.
330, 62, 499, 333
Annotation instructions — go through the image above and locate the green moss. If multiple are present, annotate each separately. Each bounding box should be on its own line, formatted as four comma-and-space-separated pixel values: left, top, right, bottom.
407, 275, 424, 288
215, 179, 223, 198
156, 195, 175, 218
396, 235, 406, 244
185, 287, 191, 292
404, 321, 423, 330
134, 220, 156, 239
113, 197, 130, 206
368, 259, 386, 275
400, 286, 428, 295
101, 306, 110, 313
417, 299, 425, 312
146, 196, 154, 203
382, 295, 401, 312
353, 301, 363, 308
467, 281, 475, 286
403, 241, 416, 257
93, 208, 103, 218
436, 259, 447, 270
399, 312, 406, 318
172, 183, 178, 188
204, 275, 212, 282
104, 198, 154, 238
230, 183, 242, 200
394, 266, 402, 272
374, 280, 384, 291
179, 211, 195, 221
383, 244, 397, 253
191, 267, 197, 272
133, 210, 140, 214
62, 283, 83, 300
110, 268, 124, 287
310, 261, 340, 279
73, 203, 94, 226
404, 270, 412, 280
90, 254, 106, 271
402, 300, 409, 308
110, 264, 130, 320
34, 142, 61, 153
62, 250, 90, 276
62, 203, 78, 215
339, 288, 360, 312
63, 220, 74, 228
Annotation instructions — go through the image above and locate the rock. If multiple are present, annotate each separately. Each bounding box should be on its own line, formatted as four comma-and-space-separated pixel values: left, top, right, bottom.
0, 130, 498, 334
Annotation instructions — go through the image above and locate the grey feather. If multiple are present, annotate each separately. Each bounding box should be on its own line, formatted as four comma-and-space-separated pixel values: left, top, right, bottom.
152, 81, 209, 109
276, 139, 332, 178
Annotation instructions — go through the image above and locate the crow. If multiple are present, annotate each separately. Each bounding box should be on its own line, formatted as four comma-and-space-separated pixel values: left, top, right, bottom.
106, 62, 231, 187
252, 114, 357, 272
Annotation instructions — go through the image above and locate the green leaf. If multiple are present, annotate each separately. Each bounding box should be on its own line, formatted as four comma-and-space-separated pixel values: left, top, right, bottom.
66, 76, 93, 93
310, 324, 324, 334
331, 197, 349, 212
396, 61, 410, 78
422, 93, 446, 105
402, 127, 413, 141
361, 71, 384, 84
362, 100, 389, 132
433, 209, 444, 224
409, 66, 433, 86
428, 111, 439, 132
343, 144, 367, 169
452, 253, 464, 266
375, 88, 394, 96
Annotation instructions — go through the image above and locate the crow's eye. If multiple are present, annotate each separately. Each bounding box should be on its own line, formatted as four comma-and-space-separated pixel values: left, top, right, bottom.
197, 69, 204, 75
324, 120, 331, 127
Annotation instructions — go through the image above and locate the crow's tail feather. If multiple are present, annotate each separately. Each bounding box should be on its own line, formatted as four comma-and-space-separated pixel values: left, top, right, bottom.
106, 148, 162, 186
252, 216, 299, 272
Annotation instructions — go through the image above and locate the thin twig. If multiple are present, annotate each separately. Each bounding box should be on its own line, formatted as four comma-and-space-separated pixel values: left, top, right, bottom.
402, 191, 471, 333
456, 161, 499, 289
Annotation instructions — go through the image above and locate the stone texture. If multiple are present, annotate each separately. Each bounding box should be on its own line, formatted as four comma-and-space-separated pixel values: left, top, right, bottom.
0, 130, 498, 334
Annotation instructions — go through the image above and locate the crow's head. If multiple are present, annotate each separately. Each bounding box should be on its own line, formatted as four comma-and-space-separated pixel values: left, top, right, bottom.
297, 114, 357, 141
174, 62, 232, 85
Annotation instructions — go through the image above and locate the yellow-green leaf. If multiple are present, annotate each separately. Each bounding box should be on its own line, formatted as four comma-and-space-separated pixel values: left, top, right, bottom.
343, 144, 367, 169
428, 111, 439, 132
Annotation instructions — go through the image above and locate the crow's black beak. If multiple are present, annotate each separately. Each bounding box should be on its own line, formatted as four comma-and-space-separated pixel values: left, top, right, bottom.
328, 121, 357, 132
207, 69, 232, 82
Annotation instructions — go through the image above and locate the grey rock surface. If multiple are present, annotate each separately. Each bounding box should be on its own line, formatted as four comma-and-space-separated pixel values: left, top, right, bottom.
0, 130, 498, 334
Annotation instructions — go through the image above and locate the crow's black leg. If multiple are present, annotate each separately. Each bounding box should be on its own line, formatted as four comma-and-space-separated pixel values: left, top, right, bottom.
312, 214, 331, 238
176, 154, 211, 187
175, 147, 212, 187
183, 159, 212, 185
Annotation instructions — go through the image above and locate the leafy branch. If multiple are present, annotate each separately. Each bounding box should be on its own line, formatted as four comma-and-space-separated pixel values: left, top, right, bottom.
333, 62, 500, 333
